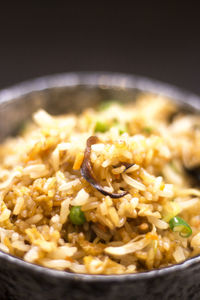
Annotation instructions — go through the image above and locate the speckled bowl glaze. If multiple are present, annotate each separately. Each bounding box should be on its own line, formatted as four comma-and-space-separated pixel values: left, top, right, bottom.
0, 72, 200, 300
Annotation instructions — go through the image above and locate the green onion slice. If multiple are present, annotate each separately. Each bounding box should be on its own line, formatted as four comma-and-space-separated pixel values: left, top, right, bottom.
118, 125, 126, 135
69, 206, 86, 225
169, 216, 192, 238
111, 119, 127, 135
94, 121, 110, 133
113, 124, 127, 135
94, 118, 127, 134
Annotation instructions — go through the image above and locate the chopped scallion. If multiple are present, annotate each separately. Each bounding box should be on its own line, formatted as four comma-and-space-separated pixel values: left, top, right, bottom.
116, 124, 127, 135
111, 119, 127, 135
94, 121, 110, 133
169, 216, 192, 238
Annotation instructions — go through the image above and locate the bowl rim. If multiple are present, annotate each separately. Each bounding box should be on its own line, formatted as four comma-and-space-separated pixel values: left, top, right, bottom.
1, 71, 200, 282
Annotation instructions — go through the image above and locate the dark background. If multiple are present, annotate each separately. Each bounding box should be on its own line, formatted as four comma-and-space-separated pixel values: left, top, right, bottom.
0, 2, 200, 93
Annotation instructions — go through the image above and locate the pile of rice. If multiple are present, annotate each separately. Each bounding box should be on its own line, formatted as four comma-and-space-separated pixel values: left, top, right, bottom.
0, 94, 200, 274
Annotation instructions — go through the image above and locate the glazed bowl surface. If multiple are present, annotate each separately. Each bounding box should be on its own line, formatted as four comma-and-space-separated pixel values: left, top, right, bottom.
0, 72, 200, 300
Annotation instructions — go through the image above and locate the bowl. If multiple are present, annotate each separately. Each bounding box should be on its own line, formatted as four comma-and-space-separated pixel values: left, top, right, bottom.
0, 72, 200, 300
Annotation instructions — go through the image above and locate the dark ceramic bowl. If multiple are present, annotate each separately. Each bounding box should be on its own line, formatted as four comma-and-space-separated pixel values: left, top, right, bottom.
0, 72, 200, 300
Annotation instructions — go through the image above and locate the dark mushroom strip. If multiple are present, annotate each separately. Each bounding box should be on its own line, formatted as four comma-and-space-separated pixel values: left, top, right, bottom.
81, 136, 128, 198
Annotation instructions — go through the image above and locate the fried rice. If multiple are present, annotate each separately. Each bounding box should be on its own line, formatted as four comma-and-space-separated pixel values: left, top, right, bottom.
0, 94, 200, 274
